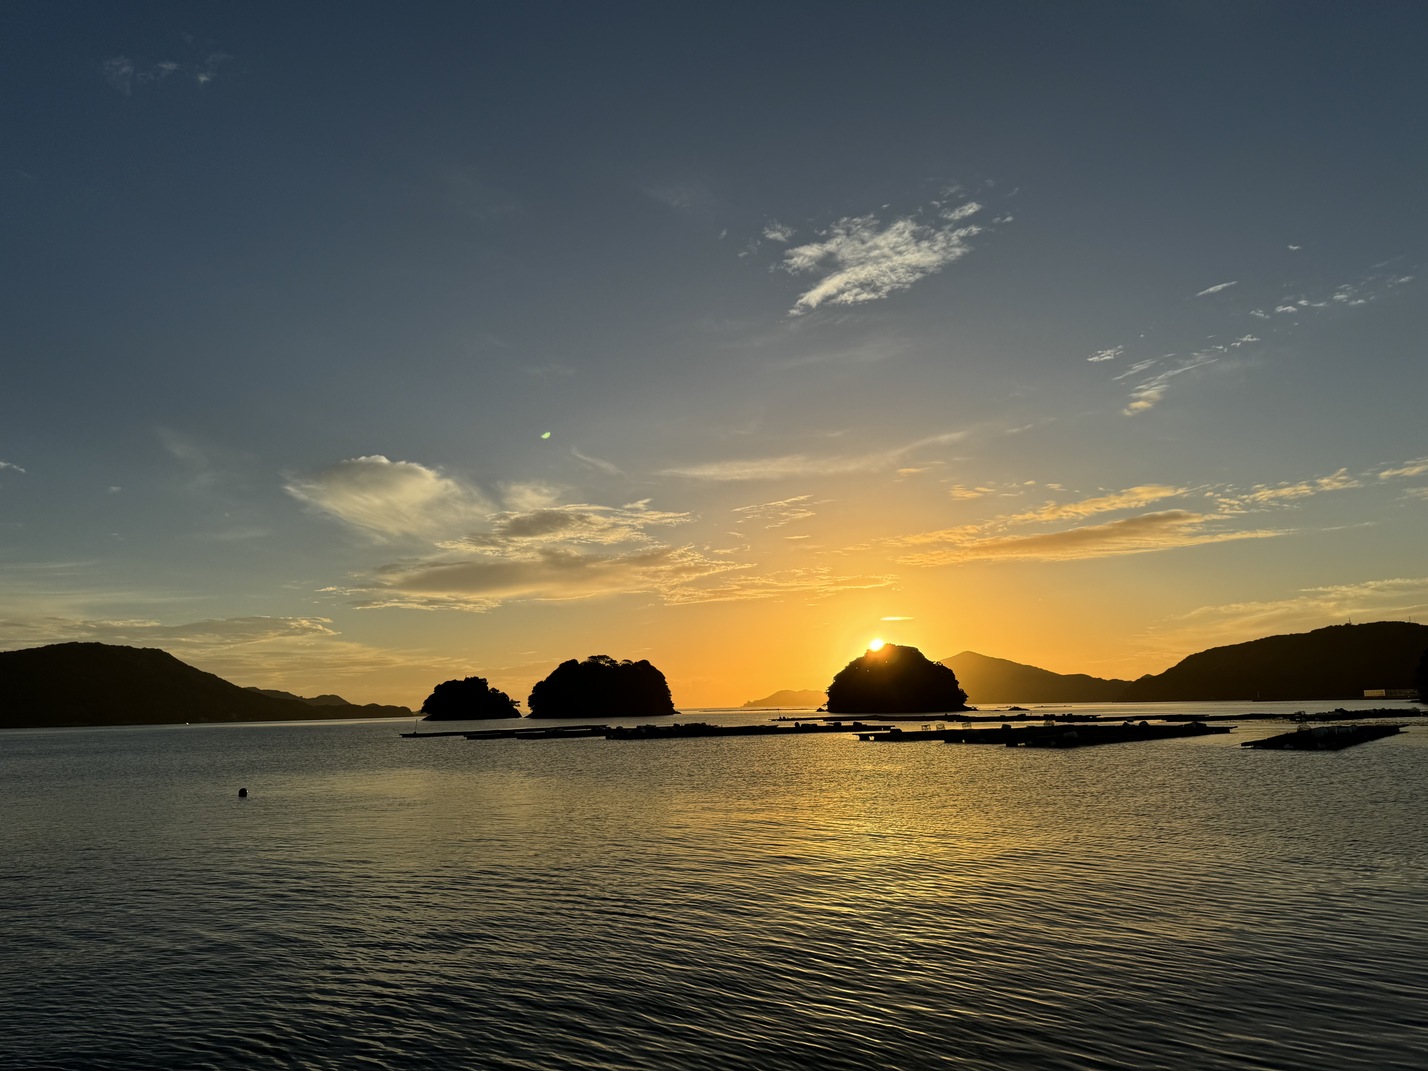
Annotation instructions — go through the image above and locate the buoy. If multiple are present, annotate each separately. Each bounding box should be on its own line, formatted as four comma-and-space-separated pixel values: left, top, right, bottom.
238, 787, 248, 798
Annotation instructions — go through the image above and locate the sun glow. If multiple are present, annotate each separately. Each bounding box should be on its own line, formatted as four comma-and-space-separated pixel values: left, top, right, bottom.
868, 637, 885, 651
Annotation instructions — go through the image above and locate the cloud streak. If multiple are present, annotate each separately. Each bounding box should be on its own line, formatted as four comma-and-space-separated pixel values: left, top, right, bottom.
1195, 281, 1238, 297
661, 431, 966, 482
897, 510, 1285, 565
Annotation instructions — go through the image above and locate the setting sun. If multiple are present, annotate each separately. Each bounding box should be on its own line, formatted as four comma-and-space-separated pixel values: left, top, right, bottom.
868, 638, 885, 651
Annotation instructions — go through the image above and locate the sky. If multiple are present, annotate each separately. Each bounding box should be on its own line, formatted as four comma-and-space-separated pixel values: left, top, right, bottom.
3, 2, 1427, 708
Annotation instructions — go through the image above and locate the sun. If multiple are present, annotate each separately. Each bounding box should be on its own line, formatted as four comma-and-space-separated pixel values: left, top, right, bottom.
868, 637, 885, 651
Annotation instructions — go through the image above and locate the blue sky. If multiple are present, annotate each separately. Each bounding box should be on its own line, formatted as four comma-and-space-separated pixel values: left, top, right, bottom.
3, 2, 1426, 706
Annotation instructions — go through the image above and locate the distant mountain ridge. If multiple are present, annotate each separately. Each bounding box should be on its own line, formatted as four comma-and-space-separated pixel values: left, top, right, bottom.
0, 643, 411, 729
742, 688, 827, 708
944, 622, 1428, 704
941, 651, 1129, 704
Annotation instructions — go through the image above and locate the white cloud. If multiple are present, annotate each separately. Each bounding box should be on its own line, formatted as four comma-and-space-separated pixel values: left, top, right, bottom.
1195, 281, 1239, 297
781, 201, 984, 314
285, 455, 492, 538
762, 221, 795, 243
0, 460, 25, 474
1087, 346, 1123, 362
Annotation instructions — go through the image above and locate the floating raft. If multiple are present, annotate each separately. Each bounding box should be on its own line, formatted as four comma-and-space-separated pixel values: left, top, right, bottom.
401, 724, 610, 740
860, 720, 1232, 748
1241, 724, 1402, 750
604, 721, 891, 741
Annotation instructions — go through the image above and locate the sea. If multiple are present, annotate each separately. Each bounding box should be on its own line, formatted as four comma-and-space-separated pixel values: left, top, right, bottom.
2, 700, 1425, 1071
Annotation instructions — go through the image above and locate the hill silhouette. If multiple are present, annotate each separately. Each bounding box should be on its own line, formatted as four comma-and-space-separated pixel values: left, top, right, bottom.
941, 651, 1129, 704
742, 688, 827, 708
1119, 621, 1428, 701
827, 644, 969, 714
0, 643, 411, 729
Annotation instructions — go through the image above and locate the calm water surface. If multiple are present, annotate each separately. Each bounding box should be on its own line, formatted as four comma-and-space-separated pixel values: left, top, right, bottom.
2, 703, 1425, 1070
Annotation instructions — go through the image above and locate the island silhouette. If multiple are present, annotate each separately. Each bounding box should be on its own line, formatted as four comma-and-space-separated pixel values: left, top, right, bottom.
826, 643, 969, 714
527, 654, 675, 718
420, 676, 520, 720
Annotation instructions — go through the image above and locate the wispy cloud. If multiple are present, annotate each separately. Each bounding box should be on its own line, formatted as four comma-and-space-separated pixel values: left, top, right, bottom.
731, 495, 816, 528
660, 566, 895, 605
661, 431, 966, 482
439, 166, 520, 222
641, 183, 718, 210
1002, 485, 1186, 525
102, 50, 227, 95
350, 543, 741, 611
1163, 577, 1428, 649
780, 200, 985, 315
1219, 469, 1360, 509
947, 484, 1006, 500
285, 455, 493, 539
897, 510, 1285, 565
1195, 281, 1238, 297
1123, 353, 1220, 415
0, 614, 336, 649
571, 448, 624, 476
0, 460, 25, 475
1273, 271, 1414, 313
762, 221, 794, 243
445, 502, 690, 550
1087, 346, 1123, 363
1378, 457, 1428, 480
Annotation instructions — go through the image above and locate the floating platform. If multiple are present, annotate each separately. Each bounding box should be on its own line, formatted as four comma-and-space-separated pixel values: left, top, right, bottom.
1241, 724, 1403, 750
859, 720, 1232, 747
605, 721, 891, 741
1289, 708, 1424, 723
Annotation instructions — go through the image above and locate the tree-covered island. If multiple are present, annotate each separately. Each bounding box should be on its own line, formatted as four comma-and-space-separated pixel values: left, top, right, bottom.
527, 655, 676, 718
826, 643, 969, 714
